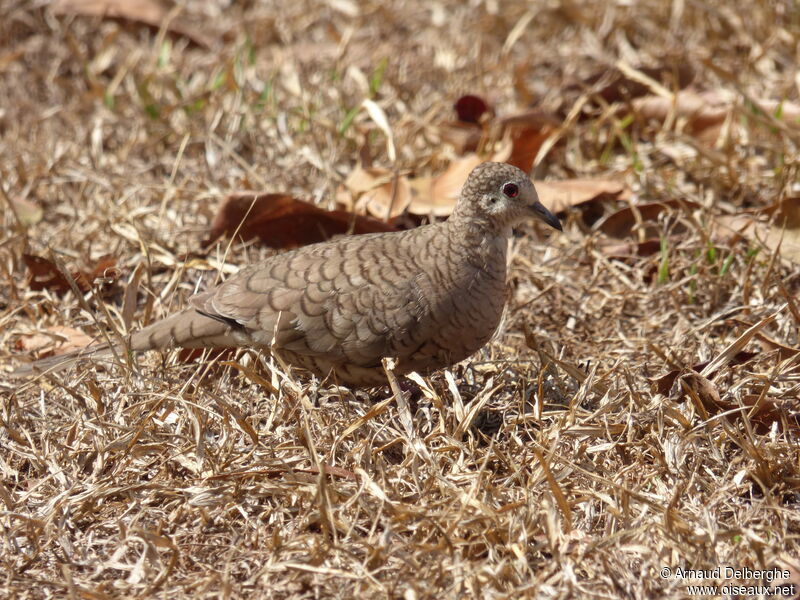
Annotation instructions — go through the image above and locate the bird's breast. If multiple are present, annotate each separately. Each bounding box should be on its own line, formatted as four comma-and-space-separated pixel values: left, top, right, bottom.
421, 234, 509, 360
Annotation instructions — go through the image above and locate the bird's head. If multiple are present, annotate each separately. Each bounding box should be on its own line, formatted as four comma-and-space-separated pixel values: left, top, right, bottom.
452, 162, 562, 234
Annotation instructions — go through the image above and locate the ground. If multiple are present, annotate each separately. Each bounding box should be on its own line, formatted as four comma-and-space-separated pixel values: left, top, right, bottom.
1, 1, 799, 598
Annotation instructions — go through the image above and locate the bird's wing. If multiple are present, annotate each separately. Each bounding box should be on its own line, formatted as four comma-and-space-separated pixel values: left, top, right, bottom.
190, 230, 435, 367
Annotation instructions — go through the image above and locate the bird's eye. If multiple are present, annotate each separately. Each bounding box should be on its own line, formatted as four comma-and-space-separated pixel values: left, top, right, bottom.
502, 183, 519, 198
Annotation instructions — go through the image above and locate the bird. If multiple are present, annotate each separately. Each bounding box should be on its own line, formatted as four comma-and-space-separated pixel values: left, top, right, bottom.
14, 162, 561, 386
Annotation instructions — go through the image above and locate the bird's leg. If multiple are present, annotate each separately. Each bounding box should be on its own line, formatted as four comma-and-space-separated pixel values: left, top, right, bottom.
370, 377, 424, 412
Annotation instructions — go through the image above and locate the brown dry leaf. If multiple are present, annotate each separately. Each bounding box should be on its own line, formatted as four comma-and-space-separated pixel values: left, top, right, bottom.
677, 372, 798, 432
339, 166, 412, 220
16, 326, 93, 358
409, 154, 482, 217
598, 239, 663, 259
679, 372, 720, 420
438, 95, 492, 154
537, 179, 630, 216
713, 213, 759, 245
597, 199, 699, 239
440, 103, 559, 171
206, 464, 357, 482
22, 254, 72, 294
22, 253, 122, 296
755, 332, 800, 361
652, 351, 758, 396
680, 372, 798, 433
439, 121, 483, 154
633, 90, 800, 144
501, 110, 560, 172
438, 96, 559, 182
209, 192, 396, 249
341, 165, 393, 197
578, 64, 695, 105
633, 90, 729, 142
734, 395, 800, 433
9, 197, 43, 226
177, 348, 237, 367
724, 318, 800, 361
51, 0, 211, 48
454, 95, 492, 124
714, 197, 800, 264
86, 255, 120, 286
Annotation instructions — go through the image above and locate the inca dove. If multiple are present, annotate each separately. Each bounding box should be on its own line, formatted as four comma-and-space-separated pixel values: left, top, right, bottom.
15, 162, 561, 386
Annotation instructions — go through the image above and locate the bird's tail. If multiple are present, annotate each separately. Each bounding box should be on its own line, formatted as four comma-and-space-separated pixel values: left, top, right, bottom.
11, 343, 116, 378
11, 308, 234, 378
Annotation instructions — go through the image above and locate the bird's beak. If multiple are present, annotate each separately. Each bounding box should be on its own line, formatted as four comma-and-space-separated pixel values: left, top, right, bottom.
529, 199, 562, 231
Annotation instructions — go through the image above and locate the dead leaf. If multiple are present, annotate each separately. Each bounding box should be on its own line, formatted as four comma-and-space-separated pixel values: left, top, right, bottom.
454, 95, 491, 124
633, 90, 729, 140
51, 0, 211, 48
340, 165, 393, 197
440, 105, 559, 171
338, 166, 412, 220
16, 326, 93, 358
598, 239, 663, 259
725, 318, 800, 361
205, 464, 357, 481
504, 125, 552, 173
734, 395, 800, 433
579, 64, 695, 105
633, 90, 800, 145
439, 121, 483, 154
754, 332, 800, 361
714, 197, 800, 264
678, 372, 720, 420
752, 98, 800, 128
537, 179, 630, 216
177, 348, 236, 365
209, 192, 396, 249
713, 213, 759, 245
86, 255, 120, 288
652, 351, 759, 396
680, 372, 798, 433
501, 110, 560, 172
22, 254, 114, 294
23, 255, 73, 294
22, 254, 120, 296
675, 372, 799, 432
597, 199, 699, 239
122, 263, 145, 331
408, 155, 481, 217
301, 464, 358, 480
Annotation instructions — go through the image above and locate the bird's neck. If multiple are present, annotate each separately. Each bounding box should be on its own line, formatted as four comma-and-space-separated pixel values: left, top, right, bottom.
444, 216, 509, 275
447, 211, 512, 245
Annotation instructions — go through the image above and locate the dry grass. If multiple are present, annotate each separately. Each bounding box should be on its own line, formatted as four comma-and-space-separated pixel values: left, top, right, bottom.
2, 0, 800, 598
